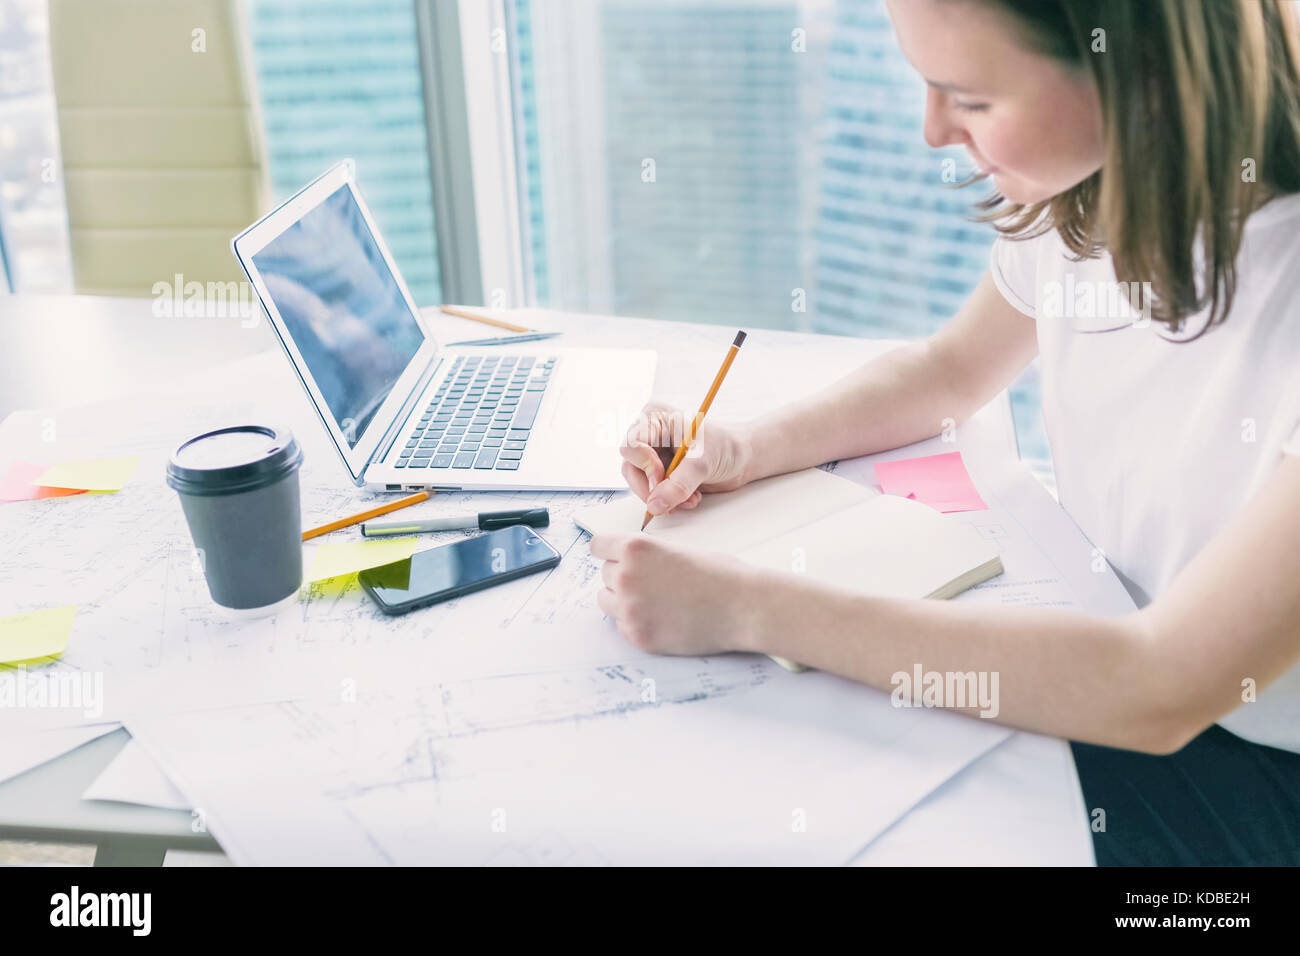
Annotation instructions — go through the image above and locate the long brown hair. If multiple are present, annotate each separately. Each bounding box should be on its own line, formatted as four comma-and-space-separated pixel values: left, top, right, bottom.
969, 0, 1300, 339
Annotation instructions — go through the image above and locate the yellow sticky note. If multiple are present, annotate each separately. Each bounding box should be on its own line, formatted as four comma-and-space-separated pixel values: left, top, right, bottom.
33, 457, 140, 492
303, 573, 361, 599
307, 537, 420, 582
0, 605, 77, 665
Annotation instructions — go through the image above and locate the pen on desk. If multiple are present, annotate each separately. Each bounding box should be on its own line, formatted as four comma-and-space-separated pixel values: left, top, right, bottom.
445, 331, 562, 347
362, 507, 549, 536
302, 490, 431, 541
642, 330, 747, 532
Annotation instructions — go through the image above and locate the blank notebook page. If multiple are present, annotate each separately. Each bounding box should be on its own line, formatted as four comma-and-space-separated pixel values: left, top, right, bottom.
573, 467, 1000, 600
574, 467, 1002, 671
573, 468, 870, 549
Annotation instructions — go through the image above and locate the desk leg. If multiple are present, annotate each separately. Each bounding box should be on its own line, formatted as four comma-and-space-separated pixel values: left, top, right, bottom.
93, 839, 166, 867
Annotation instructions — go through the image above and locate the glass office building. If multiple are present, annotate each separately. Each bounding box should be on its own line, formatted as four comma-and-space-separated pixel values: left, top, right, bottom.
812, 0, 1047, 464
813, 0, 992, 338
596, 1, 813, 329
510, 0, 826, 330
247, 0, 442, 305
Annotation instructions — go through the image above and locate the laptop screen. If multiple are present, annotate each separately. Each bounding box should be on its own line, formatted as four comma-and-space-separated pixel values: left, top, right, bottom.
251, 184, 425, 448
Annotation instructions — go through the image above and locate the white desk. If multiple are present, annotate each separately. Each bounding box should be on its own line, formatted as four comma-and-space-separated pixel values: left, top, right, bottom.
0, 294, 1094, 865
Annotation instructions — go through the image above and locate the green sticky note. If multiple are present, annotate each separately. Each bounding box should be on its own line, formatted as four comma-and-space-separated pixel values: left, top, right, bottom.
33, 457, 140, 492
0, 605, 77, 665
307, 538, 420, 582
362, 556, 412, 592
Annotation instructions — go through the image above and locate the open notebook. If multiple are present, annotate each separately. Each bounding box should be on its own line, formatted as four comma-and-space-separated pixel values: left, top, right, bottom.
573, 467, 1003, 671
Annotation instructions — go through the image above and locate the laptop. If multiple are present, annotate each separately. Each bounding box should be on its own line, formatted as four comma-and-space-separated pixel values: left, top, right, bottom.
232, 160, 656, 492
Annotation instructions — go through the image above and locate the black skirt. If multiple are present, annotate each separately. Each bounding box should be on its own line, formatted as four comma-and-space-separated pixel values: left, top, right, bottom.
1071, 724, 1300, 865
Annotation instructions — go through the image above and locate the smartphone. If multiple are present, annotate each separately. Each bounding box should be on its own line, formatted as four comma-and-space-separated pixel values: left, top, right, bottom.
358, 525, 561, 615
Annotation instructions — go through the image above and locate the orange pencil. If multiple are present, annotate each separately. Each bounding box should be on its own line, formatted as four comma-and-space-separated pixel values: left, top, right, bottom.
302, 490, 431, 541
439, 304, 532, 334
642, 330, 747, 531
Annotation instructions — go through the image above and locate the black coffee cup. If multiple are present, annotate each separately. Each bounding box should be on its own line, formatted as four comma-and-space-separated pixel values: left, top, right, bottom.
166, 425, 304, 609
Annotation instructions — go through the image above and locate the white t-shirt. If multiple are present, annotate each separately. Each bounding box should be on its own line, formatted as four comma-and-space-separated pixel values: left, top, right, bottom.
989, 191, 1300, 754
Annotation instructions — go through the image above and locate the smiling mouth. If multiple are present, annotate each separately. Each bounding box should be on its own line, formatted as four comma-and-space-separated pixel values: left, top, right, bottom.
967, 150, 999, 175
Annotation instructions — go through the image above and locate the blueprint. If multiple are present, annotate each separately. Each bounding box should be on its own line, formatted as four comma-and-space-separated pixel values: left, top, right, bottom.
6, 327, 1127, 863
126, 653, 1011, 865
0, 369, 622, 727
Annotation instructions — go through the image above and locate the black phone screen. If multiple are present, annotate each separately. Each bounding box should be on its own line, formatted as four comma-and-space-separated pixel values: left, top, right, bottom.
359, 525, 559, 612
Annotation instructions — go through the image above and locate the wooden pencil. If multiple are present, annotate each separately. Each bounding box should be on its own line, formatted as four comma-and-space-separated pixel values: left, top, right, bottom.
303, 490, 431, 541
439, 304, 532, 334
642, 330, 747, 531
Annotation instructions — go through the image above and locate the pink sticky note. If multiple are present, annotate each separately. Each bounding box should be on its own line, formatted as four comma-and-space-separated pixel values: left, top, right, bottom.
0, 462, 89, 502
875, 451, 987, 513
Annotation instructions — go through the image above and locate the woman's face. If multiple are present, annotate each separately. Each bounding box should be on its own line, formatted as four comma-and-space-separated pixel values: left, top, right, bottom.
885, 0, 1105, 205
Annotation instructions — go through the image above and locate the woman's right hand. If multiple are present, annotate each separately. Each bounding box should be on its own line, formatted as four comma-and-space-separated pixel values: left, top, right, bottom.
619, 401, 755, 516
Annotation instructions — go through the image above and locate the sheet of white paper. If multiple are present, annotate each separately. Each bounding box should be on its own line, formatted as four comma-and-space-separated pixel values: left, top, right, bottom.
0, 722, 119, 785
81, 738, 190, 810
850, 730, 1096, 866
127, 649, 1011, 865
575, 467, 874, 547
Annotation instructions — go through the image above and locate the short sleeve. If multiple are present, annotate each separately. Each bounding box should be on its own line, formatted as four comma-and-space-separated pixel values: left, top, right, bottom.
989, 235, 1038, 319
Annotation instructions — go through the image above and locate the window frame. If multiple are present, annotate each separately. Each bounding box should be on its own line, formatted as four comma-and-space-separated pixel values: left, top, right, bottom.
415, 0, 527, 308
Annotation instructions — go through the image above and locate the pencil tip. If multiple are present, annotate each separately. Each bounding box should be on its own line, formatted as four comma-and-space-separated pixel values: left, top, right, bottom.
640, 515, 650, 531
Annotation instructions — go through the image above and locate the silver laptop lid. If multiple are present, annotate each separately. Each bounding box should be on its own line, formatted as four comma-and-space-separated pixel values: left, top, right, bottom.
232, 160, 441, 484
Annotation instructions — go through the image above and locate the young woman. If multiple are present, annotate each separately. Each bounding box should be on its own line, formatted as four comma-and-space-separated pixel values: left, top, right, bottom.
591, 0, 1300, 866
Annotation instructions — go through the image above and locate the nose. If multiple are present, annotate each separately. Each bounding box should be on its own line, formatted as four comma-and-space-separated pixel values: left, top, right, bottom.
922, 86, 963, 149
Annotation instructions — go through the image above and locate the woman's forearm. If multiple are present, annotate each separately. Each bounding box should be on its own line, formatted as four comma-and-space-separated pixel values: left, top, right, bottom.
738, 274, 1039, 484
739, 338, 970, 482
739, 568, 1193, 754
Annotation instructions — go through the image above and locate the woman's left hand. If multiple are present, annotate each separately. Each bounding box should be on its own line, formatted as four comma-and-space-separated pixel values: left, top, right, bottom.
589, 533, 763, 656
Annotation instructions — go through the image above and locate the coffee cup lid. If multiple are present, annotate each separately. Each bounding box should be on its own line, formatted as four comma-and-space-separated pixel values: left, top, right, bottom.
166, 425, 302, 496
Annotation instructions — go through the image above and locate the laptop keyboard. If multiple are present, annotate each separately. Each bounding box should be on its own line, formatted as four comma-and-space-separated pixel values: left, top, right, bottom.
395, 354, 556, 472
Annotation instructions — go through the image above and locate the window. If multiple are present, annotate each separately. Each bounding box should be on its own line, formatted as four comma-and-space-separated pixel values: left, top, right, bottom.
247, 0, 441, 305
0, 0, 72, 292
0, 0, 1047, 466
506, 0, 1047, 463
508, 0, 831, 330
